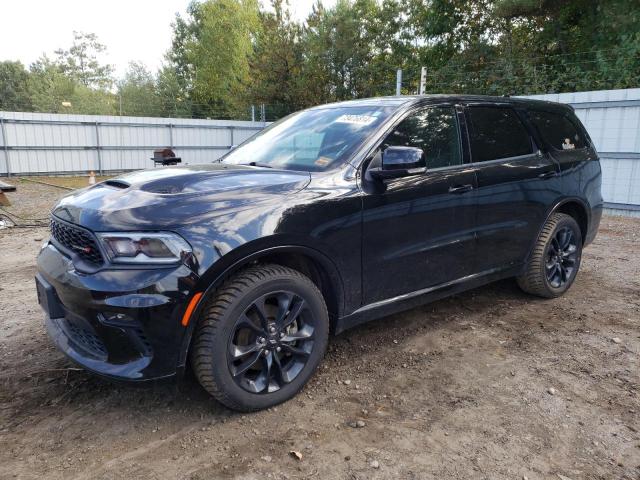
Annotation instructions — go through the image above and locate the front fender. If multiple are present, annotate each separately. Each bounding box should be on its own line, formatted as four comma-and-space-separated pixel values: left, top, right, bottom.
175, 241, 346, 374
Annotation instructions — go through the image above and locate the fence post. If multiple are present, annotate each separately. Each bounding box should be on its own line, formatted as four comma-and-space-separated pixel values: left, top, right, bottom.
419, 66, 427, 95
94, 122, 103, 175
168, 124, 174, 149
0, 118, 11, 177
229, 126, 235, 149
396, 69, 402, 96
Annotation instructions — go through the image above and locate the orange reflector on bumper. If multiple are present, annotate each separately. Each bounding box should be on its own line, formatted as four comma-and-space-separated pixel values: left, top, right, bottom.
181, 292, 203, 327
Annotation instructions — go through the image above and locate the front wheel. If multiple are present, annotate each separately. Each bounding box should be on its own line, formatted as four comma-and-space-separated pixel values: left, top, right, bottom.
517, 212, 583, 298
190, 264, 329, 411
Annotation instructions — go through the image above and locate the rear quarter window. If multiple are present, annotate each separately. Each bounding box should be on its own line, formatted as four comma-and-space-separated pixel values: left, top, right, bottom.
529, 110, 586, 151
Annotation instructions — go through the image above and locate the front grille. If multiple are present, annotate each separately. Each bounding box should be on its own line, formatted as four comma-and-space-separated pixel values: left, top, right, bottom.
50, 218, 104, 266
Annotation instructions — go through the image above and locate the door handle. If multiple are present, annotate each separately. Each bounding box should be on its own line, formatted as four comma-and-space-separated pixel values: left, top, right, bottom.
538, 171, 558, 179
448, 184, 474, 194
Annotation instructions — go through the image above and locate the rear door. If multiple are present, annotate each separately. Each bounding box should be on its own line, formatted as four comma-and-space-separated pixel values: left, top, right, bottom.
464, 104, 560, 272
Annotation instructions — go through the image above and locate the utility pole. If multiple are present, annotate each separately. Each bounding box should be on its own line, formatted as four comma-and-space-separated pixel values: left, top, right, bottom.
419, 67, 427, 95
119, 93, 123, 116
251, 105, 255, 122
396, 69, 402, 96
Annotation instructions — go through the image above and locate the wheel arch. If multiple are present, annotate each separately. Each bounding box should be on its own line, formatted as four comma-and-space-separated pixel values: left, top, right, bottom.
177, 245, 345, 372
523, 197, 590, 268
552, 198, 590, 244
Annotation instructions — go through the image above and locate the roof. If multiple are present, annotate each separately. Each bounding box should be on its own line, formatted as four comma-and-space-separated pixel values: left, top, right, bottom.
311, 94, 572, 112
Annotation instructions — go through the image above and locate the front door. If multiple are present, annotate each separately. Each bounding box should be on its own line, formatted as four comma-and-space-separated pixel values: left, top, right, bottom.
361, 105, 477, 306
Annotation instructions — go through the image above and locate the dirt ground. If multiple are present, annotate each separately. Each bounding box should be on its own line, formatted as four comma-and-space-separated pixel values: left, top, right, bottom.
0, 180, 638, 480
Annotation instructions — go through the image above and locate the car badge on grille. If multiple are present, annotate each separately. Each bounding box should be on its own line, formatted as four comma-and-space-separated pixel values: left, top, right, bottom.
71, 244, 92, 254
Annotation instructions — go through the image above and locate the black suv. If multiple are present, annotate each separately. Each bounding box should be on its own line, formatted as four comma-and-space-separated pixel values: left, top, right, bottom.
36, 95, 602, 411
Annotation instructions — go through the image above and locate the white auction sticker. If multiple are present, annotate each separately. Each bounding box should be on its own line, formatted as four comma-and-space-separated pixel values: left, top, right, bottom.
335, 114, 377, 126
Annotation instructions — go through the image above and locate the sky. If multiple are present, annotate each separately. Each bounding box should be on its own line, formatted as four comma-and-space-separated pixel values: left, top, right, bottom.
0, 0, 336, 78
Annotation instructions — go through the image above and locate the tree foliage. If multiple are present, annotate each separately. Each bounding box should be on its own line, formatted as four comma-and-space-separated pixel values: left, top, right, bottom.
28, 55, 114, 115
0, 0, 638, 119
0, 61, 32, 111
168, 0, 260, 118
117, 62, 163, 117
248, 0, 306, 115
54, 32, 114, 89
151, 0, 640, 116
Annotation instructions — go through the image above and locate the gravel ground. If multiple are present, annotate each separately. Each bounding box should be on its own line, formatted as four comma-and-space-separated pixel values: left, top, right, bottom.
0, 180, 638, 480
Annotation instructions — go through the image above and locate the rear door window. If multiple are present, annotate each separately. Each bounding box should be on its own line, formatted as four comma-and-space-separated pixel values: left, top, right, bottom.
466, 106, 534, 162
529, 110, 586, 151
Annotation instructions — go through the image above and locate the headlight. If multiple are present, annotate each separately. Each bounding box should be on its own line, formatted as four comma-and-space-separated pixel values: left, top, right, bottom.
96, 232, 192, 264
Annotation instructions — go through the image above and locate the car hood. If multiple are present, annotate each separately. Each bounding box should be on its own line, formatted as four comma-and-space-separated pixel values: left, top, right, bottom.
52, 163, 311, 230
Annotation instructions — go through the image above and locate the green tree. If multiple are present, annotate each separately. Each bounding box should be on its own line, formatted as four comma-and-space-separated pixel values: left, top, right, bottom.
168, 0, 261, 118
492, 0, 640, 93
28, 55, 115, 115
28, 56, 78, 113
54, 31, 114, 89
248, 0, 306, 115
117, 62, 163, 116
10, 1, 637, 119
301, 0, 394, 102
0, 61, 32, 111
156, 65, 193, 117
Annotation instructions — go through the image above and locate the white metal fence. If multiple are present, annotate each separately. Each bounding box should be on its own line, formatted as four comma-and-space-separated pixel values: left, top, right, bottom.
0, 111, 266, 175
522, 88, 640, 212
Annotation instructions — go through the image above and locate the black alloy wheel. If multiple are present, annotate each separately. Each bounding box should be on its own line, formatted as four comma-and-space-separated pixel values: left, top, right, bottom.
545, 226, 579, 288
191, 264, 329, 411
228, 291, 316, 394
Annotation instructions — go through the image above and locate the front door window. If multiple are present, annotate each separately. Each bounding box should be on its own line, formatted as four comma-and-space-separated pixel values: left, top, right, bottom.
385, 107, 462, 169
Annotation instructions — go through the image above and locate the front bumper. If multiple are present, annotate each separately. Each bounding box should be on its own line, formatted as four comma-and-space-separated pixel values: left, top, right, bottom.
36, 241, 199, 381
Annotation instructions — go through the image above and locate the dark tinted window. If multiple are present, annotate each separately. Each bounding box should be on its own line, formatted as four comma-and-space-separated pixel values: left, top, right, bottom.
385, 107, 462, 168
529, 110, 586, 151
467, 107, 533, 162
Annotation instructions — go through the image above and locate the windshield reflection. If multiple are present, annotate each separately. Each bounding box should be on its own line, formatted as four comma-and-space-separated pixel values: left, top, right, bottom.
221, 106, 395, 172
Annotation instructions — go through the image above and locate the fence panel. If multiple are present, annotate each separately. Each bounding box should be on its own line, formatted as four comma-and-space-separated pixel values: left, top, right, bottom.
0, 111, 267, 176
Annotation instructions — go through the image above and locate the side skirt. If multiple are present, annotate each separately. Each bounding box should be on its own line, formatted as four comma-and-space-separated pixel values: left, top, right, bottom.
335, 265, 523, 335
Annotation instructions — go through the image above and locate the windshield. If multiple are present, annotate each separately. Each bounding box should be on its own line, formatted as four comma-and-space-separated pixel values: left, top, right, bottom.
221, 106, 396, 172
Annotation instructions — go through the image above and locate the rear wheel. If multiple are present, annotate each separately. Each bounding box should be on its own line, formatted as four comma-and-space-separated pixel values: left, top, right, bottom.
190, 264, 329, 411
517, 212, 582, 298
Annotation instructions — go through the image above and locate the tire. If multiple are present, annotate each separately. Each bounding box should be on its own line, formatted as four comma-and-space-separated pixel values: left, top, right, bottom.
190, 264, 329, 412
517, 212, 583, 298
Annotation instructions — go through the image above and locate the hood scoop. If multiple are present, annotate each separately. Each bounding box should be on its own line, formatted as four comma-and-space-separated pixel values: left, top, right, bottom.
103, 179, 130, 189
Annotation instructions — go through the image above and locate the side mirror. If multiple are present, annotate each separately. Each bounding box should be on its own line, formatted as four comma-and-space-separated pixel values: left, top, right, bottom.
368, 146, 426, 180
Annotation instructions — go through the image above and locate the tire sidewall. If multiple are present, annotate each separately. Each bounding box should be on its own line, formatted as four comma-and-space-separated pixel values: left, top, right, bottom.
207, 274, 328, 410
541, 216, 583, 296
